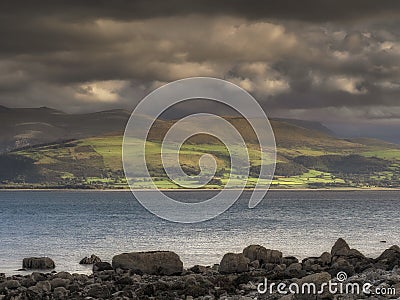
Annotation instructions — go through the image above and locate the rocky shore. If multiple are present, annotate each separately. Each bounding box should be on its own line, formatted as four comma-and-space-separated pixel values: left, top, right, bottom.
1, 239, 400, 299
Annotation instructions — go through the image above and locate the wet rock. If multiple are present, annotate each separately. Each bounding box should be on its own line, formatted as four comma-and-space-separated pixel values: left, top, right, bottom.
284, 263, 306, 279
79, 254, 102, 265
30, 272, 46, 282
0, 280, 20, 290
219, 253, 249, 274
331, 238, 364, 259
243, 245, 282, 264
390, 245, 400, 252
298, 271, 331, 285
53, 286, 69, 299
53, 271, 73, 281
274, 264, 286, 272
19, 277, 36, 288
35, 280, 51, 293
115, 276, 134, 285
329, 257, 355, 277
50, 278, 69, 289
85, 283, 111, 299
22, 257, 55, 270
249, 260, 260, 269
331, 238, 350, 256
112, 251, 183, 275
190, 265, 210, 274
243, 245, 268, 263
282, 256, 299, 266
375, 245, 400, 270
319, 252, 332, 266
93, 261, 113, 272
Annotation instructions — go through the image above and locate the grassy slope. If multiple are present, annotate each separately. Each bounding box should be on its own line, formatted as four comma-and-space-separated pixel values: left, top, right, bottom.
4, 118, 400, 189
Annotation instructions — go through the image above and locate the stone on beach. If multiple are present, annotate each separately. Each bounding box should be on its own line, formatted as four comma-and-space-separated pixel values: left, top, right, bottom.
79, 254, 101, 265
1, 241, 400, 299
22, 257, 55, 270
242, 244, 282, 264
112, 251, 183, 275
93, 262, 113, 272
219, 253, 249, 274
374, 245, 400, 270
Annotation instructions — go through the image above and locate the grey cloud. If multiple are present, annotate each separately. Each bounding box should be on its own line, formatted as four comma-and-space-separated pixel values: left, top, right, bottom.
1, 0, 400, 23
0, 0, 399, 140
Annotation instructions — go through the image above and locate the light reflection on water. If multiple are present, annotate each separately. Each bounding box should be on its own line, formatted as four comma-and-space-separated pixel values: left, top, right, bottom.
0, 190, 399, 275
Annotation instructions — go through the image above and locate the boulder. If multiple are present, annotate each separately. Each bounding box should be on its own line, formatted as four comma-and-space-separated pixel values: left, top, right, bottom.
31, 272, 46, 282
85, 283, 110, 299
0, 280, 21, 290
53, 272, 73, 281
112, 251, 183, 275
249, 260, 260, 269
298, 272, 331, 285
331, 238, 350, 256
189, 265, 210, 274
242, 245, 282, 264
23, 257, 55, 269
50, 278, 69, 289
284, 263, 306, 278
390, 245, 400, 252
319, 252, 332, 266
282, 256, 299, 266
53, 286, 69, 300
329, 257, 355, 277
219, 253, 249, 274
331, 238, 365, 259
374, 245, 400, 270
79, 254, 101, 265
35, 280, 51, 293
93, 262, 113, 272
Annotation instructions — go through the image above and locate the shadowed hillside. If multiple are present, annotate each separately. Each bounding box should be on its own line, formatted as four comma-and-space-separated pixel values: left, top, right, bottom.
2, 109, 400, 189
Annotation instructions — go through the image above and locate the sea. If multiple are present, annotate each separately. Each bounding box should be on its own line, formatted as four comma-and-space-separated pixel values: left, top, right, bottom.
0, 190, 399, 275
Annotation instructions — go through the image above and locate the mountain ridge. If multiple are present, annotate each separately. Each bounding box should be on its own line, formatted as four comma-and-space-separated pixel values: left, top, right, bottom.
0, 105, 341, 152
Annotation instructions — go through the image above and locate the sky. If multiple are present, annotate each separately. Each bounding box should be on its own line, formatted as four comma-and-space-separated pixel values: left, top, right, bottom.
1, 1, 400, 141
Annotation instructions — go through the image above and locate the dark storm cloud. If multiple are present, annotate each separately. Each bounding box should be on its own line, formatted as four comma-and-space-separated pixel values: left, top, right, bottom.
1, 0, 400, 23
0, 0, 400, 140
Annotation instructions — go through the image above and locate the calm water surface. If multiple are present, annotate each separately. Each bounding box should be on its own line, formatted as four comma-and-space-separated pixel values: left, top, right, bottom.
0, 190, 399, 275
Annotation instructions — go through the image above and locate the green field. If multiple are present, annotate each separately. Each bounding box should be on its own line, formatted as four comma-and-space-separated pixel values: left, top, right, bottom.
2, 117, 400, 189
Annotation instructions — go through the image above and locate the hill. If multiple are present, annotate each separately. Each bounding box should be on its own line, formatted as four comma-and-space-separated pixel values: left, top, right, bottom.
0, 106, 130, 153
2, 112, 400, 189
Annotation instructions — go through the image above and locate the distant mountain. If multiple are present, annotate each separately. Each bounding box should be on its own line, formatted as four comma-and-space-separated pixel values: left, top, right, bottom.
0, 106, 131, 153
0, 106, 341, 154
1, 108, 400, 189
272, 118, 335, 136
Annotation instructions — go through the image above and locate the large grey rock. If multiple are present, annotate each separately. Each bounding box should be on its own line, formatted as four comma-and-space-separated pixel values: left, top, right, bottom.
50, 278, 69, 289
23, 257, 55, 269
85, 283, 110, 299
298, 272, 331, 285
319, 252, 332, 266
0, 280, 21, 290
329, 257, 355, 277
242, 245, 282, 264
35, 280, 51, 293
331, 238, 364, 258
374, 245, 400, 270
284, 263, 306, 278
219, 253, 249, 274
331, 238, 350, 256
53, 286, 69, 300
93, 262, 113, 272
112, 251, 183, 275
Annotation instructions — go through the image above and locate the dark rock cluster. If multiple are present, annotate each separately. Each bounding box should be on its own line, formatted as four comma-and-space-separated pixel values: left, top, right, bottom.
0, 240, 399, 299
